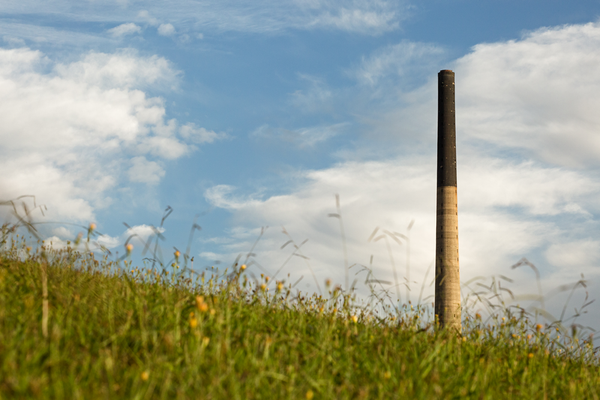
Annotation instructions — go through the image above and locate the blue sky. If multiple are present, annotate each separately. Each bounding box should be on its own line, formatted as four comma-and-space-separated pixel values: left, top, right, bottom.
3, 0, 600, 328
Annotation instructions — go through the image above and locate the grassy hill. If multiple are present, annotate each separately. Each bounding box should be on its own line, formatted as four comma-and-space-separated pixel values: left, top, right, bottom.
0, 238, 599, 399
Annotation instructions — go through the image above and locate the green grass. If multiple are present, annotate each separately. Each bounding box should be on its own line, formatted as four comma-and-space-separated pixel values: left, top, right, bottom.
1, 237, 599, 399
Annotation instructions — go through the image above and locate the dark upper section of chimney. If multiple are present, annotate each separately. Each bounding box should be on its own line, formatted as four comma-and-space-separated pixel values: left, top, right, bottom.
437, 70, 457, 188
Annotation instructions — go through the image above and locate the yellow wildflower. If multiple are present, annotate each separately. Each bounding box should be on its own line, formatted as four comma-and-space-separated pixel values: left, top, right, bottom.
196, 296, 209, 312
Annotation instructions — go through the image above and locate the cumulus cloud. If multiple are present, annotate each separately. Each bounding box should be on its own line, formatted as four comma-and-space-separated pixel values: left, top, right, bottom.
107, 23, 142, 37
202, 155, 600, 325
0, 47, 219, 223
456, 22, 600, 168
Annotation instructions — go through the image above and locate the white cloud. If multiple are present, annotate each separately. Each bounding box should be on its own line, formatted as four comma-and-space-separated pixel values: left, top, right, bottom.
203, 154, 600, 323
459, 156, 596, 216
0, 47, 219, 223
157, 23, 176, 36
128, 156, 165, 184
52, 226, 74, 238
54, 49, 179, 90
140, 135, 190, 159
456, 22, 600, 168
195, 159, 478, 276
96, 234, 121, 249
546, 240, 600, 272
180, 123, 227, 144
42, 236, 70, 250
124, 224, 165, 244
107, 23, 142, 37
205, 185, 264, 211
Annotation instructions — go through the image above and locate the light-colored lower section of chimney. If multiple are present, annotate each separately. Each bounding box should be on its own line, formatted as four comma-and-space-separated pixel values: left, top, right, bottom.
435, 185, 461, 331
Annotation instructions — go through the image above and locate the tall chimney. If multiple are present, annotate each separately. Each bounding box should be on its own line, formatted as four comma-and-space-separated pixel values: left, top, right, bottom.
435, 70, 461, 331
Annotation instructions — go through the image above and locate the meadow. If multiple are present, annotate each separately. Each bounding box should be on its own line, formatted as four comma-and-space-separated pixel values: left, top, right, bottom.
1, 218, 600, 400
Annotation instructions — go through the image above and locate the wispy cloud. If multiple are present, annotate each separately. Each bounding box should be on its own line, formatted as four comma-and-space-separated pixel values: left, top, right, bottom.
251, 122, 348, 148
0, 0, 410, 37
0, 21, 112, 48
289, 74, 334, 114
180, 123, 228, 144
353, 40, 445, 86
107, 22, 142, 37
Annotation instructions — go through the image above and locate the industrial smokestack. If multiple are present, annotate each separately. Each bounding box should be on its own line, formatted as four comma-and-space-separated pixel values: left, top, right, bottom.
434, 69, 461, 331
